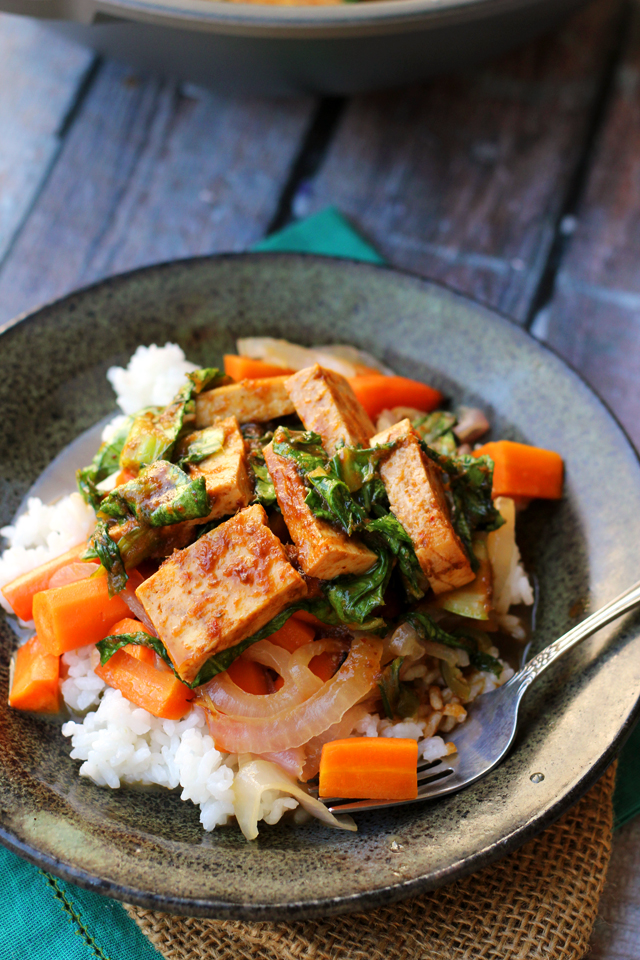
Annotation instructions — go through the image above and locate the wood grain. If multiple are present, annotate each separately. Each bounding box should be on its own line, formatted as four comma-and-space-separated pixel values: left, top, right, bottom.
0, 65, 315, 326
0, 14, 93, 266
300, 0, 622, 323
543, 0, 640, 450
587, 819, 640, 959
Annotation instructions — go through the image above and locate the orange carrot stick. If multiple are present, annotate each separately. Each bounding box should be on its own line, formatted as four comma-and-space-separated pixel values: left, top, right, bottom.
473, 440, 564, 500
223, 355, 295, 380
226, 657, 270, 695
9, 636, 60, 714
33, 574, 132, 656
319, 737, 418, 800
95, 649, 193, 720
1, 542, 89, 621
270, 617, 315, 653
109, 617, 156, 665
309, 650, 340, 683
292, 610, 325, 629
48, 561, 100, 590
347, 375, 443, 420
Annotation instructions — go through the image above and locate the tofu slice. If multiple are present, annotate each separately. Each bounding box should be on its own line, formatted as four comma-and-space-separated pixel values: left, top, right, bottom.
285, 365, 375, 456
371, 419, 475, 595
195, 377, 294, 427
263, 442, 377, 580
179, 417, 252, 522
136, 504, 307, 683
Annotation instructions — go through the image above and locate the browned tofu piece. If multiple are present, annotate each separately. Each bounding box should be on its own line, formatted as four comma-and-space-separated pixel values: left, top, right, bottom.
372, 419, 475, 595
285, 365, 375, 456
179, 417, 252, 522
136, 504, 307, 682
263, 442, 377, 580
195, 377, 294, 427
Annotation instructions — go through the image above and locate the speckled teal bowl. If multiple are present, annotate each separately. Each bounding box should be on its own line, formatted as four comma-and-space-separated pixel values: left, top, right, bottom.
1, 253, 639, 920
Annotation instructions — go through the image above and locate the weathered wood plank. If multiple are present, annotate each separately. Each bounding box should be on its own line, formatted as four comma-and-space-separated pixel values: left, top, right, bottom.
300, 0, 622, 323
543, 1, 640, 451
0, 66, 315, 326
588, 820, 640, 959
0, 14, 93, 267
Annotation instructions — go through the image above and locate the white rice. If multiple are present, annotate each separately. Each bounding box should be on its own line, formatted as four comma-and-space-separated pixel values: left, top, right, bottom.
107, 343, 197, 416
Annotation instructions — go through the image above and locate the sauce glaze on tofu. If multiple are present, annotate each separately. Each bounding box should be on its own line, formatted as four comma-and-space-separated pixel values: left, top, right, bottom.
371, 419, 475, 594
285, 365, 375, 455
195, 377, 294, 427
136, 505, 307, 683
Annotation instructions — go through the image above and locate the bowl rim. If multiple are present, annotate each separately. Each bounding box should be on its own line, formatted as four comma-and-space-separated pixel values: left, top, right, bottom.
0, 250, 638, 919
71, 0, 557, 37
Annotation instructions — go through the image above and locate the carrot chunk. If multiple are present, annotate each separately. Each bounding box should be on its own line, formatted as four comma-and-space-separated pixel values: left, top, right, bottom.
224, 355, 295, 380
292, 610, 325, 629
319, 737, 418, 800
9, 636, 60, 714
226, 657, 270, 695
474, 440, 564, 500
309, 650, 340, 683
270, 617, 315, 653
33, 575, 132, 656
347, 375, 443, 421
109, 617, 156, 665
95, 649, 193, 720
1, 542, 89, 621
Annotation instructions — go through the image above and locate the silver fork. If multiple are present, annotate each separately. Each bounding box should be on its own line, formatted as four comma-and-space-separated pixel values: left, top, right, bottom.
313, 578, 640, 814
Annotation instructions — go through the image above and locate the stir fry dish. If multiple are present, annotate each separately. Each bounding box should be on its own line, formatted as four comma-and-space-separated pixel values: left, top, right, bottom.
1, 340, 563, 839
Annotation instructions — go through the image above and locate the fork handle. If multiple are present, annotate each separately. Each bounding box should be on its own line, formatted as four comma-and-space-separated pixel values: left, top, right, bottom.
513, 578, 640, 692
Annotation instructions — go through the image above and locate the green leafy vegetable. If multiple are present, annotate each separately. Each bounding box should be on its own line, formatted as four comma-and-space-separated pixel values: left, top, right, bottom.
241, 424, 277, 507
366, 513, 427, 600
406, 611, 501, 676
90, 519, 127, 596
177, 426, 224, 467
412, 411, 457, 455
119, 367, 226, 473
378, 657, 420, 720
97, 632, 172, 667
100, 460, 210, 527
272, 428, 326, 475
323, 550, 392, 625
421, 444, 504, 569
76, 417, 133, 510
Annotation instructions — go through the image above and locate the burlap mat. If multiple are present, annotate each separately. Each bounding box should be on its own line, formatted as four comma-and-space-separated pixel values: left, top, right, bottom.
125, 762, 616, 960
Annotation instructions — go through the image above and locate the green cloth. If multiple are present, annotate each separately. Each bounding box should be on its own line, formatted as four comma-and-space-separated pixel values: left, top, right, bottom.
2, 206, 637, 960
253, 207, 385, 264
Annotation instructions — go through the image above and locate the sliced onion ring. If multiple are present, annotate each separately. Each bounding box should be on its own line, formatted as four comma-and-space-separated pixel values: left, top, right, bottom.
199, 636, 383, 755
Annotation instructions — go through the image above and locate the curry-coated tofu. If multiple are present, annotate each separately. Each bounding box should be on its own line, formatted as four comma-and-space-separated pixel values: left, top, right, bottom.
195, 377, 294, 427
178, 417, 252, 522
136, 505, 307, 683
263, 442, 377, 580
285, 365, 375, 456
372, 420, 475, 594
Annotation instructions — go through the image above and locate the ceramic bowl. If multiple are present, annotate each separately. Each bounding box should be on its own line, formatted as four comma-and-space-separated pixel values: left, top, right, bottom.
1, 253, 639, 919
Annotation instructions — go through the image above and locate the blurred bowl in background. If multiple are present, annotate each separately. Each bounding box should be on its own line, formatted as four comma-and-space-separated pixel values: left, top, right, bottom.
0, 0, 587, 94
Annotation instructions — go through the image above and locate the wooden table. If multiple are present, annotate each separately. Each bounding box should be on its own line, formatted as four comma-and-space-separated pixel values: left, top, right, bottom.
1, 1, 639, 954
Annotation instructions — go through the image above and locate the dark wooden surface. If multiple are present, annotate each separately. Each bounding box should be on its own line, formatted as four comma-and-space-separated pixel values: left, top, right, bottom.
1, 2, 640, 954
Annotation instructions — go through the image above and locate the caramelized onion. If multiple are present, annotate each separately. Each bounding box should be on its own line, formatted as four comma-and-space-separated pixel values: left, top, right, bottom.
202, 640, 322, 719
120, 581, 158, 637
201, 636, 383, 755
260, 747, 306, 779
232, 757, 356, 841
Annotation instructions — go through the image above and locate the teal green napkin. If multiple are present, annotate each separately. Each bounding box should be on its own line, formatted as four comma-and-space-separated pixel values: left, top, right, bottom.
1, 206, 636, 960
